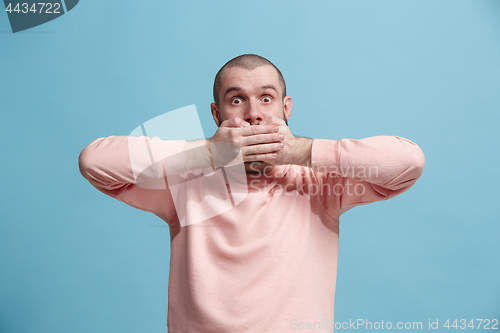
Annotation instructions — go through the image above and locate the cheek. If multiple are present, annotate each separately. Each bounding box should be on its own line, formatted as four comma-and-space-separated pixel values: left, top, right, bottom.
267, 103, 285, 117
222, 106, 243, 117
218, 108, 240, 123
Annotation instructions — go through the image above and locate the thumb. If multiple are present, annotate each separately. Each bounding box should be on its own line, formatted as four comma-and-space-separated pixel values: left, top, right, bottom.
261, 116, 285, 126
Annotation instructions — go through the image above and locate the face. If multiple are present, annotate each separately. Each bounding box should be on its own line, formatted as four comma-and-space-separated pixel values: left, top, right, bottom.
211, 65, 292, 126
210, 65, 293, 173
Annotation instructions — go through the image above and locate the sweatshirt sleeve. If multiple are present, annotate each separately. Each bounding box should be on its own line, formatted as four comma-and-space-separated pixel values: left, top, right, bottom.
78, 135, 188, 224
311, 136, 425, 216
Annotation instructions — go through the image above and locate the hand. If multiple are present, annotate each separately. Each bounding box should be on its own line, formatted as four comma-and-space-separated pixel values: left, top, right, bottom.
207, 117, 285, 167
260, 116, 313, 166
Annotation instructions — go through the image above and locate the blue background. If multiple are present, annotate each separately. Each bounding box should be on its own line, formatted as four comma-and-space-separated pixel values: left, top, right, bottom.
1, 1, 499, 332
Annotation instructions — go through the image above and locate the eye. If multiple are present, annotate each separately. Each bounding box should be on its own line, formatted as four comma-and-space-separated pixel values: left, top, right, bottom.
231, 97, 243, 105
261, 96, 272, 103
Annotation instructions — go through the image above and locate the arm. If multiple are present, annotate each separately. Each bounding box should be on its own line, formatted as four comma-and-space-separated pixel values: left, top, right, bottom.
261, 116, 425, 215
311, 136, 425, 215
78, 135, 188, 224
78, 120, 285, 224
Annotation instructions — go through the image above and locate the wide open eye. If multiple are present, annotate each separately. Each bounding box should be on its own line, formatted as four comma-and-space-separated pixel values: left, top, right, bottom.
231, 97, 243, 105
261, 96, 272, 103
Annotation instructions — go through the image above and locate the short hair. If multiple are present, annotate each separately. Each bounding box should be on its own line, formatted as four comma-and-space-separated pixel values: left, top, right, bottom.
213, 54, 286, 105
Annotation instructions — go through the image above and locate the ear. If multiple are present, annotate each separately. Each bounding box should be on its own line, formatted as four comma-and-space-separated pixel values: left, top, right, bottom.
211, 102, 220, 126
283, 96, 292, 122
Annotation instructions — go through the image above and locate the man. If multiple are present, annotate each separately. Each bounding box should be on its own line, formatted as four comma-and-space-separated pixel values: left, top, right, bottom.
78, 54, 425, 332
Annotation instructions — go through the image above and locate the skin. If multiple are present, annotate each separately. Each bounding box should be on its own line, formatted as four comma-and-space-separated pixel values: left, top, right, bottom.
208, 65, 313, 174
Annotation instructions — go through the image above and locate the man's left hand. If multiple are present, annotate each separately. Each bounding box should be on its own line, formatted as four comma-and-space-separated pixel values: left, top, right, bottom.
259, 116, 313, 166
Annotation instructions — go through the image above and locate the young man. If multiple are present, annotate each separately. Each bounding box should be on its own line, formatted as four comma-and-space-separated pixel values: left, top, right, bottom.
79, 54, 425, 332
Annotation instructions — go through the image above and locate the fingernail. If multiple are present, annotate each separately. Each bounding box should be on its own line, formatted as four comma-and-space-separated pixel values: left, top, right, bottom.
278, 143, 284, 148
272, 127, 279, 132
278, 134, 284, 140
260, 120, 267, 125
242, 122, 250, 127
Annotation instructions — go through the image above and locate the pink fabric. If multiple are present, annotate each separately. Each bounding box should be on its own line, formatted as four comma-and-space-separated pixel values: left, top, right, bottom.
78, 135, 424, 332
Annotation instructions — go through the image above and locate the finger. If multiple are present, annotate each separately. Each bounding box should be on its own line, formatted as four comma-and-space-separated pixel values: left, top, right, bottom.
243, 132, 284, 146
240, 124, 279, 137
263, 116, 286, 126
243, 152, 278, 162
242, 142, 284, 156
220, 117, 250, 128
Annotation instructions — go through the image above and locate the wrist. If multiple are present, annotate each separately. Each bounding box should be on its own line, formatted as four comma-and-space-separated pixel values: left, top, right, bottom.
291, 137, 313, 166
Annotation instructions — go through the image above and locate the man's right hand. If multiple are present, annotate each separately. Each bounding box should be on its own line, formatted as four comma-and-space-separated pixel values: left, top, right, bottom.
207, 117, 285, 166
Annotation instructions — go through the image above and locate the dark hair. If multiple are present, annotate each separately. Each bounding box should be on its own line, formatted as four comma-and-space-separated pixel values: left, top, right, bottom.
213, 54, 286, 105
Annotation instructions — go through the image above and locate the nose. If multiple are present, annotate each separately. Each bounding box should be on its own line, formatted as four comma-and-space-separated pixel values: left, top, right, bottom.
243, 99, 263, 125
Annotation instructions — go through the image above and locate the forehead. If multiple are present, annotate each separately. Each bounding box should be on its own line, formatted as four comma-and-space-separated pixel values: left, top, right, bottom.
219, 65, 282, 94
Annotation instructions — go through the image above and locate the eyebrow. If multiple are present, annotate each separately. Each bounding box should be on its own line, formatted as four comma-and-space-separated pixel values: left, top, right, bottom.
260, 85, 278, 93
223, 85, 278, 98
223, 87, 242, 98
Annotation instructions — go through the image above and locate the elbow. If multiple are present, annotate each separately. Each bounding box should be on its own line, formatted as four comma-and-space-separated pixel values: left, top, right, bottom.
77, 137, 106, 181
397, 136, 425, 180
78, 145, 93, 180
413, 145, 425, 179
384, 140, 425, 196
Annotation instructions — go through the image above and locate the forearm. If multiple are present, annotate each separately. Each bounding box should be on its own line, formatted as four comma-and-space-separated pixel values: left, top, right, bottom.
311, 136, 425, 190
184, 139, 213, 170
79, 136, 207, 190
289, 137, 313, 166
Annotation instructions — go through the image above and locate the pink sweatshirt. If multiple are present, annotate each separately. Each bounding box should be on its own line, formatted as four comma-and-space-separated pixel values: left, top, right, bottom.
78, 135, 424, 332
